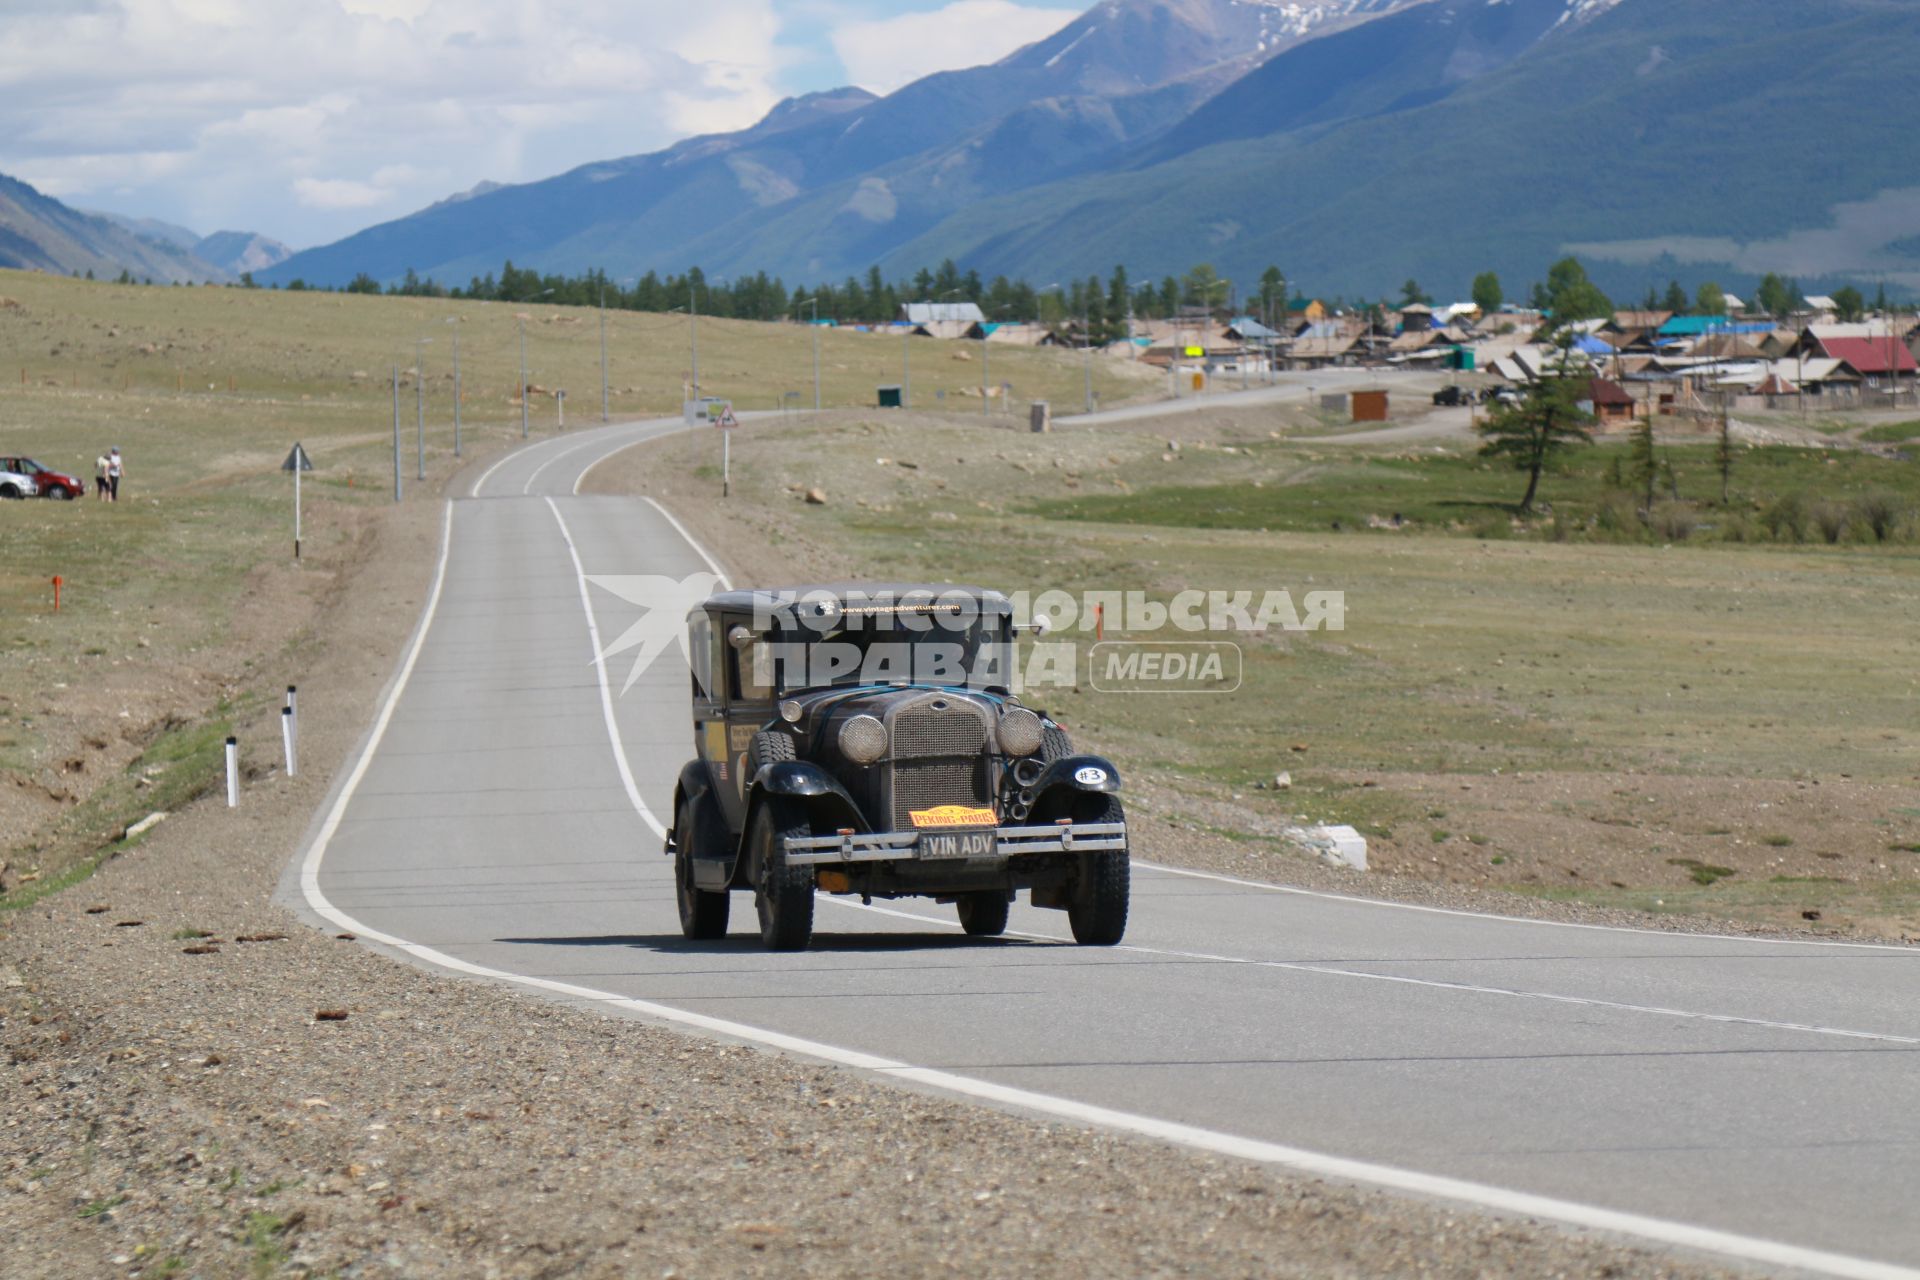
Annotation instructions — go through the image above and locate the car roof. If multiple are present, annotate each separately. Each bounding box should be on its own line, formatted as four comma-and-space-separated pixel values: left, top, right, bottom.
696, 582, 1011, 615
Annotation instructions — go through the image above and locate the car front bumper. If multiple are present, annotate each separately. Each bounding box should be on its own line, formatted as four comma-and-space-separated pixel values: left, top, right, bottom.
782, 822, 1126, 865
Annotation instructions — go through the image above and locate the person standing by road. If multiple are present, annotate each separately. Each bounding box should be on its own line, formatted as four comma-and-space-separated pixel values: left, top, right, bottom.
94, 452, 110, 500
106, 447, 122, 502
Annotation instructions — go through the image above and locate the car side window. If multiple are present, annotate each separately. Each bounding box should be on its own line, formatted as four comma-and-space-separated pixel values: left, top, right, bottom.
688, 613, 716, 700
724, 617, 774, 704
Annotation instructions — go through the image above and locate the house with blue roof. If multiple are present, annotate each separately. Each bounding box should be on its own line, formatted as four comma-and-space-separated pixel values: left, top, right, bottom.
1656, 316, 1775, 339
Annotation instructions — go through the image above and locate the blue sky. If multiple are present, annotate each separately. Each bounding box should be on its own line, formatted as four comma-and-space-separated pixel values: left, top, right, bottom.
0, 0, 1082, 249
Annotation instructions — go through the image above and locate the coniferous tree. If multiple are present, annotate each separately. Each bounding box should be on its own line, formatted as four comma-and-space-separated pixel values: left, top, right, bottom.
1476, 330, 1596, 513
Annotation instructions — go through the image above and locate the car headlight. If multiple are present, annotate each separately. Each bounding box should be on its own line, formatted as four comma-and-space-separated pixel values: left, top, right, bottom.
998, 707, 1043, 756
838, 714, 887, 763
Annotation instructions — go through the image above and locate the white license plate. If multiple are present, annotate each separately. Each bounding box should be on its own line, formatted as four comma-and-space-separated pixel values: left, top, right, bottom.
920, 830, 996, 859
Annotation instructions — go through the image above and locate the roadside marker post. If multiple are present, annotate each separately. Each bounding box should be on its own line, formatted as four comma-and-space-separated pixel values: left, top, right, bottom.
50, 575, 61, 612
282, 443, 313, 559
282, 706, 297, 778
224, 737, 239, 808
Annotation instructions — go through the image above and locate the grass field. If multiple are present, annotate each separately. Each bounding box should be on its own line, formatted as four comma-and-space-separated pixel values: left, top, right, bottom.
1037, 441, 1920, 543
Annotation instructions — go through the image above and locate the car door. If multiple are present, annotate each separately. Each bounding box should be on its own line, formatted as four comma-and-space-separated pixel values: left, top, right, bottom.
711, 611, 775, 833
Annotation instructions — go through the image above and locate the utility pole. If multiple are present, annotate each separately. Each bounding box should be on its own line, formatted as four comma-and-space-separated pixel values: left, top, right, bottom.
599, 282, 610, 423
1082, 309, 1094, 413
902, 328, 911, 409
690, 280, 700, 402
391, 365, 402, 503
450, 323, 462, 458
518, 287, 554, 438
981, 317, 990, 416
414, 336, 427, 482
796, 296, 821, 410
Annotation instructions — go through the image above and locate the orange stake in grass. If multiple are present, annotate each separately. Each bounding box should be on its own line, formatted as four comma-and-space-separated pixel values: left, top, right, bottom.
51, 576, 62, 612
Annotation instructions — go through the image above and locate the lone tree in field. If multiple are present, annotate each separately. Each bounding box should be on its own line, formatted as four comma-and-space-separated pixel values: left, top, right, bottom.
1477, 332, 1595, 514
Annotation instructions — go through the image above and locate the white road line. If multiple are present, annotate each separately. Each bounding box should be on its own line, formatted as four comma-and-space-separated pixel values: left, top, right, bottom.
468, 446, 526, 499
522, 435, 614, 496
815, 899, 1920, 1047
573, 433, 659, 496
544, 496, 664, 839
298, 500, 455, 939
642, 496, 731, 585
1134, 860, 1920, 955
294, 449, 1920, 1280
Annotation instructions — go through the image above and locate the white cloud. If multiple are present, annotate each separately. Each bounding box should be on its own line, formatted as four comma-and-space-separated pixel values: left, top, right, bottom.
293, 177, 388, 209
0, 0, 789, 246
831, 0, 1078, 95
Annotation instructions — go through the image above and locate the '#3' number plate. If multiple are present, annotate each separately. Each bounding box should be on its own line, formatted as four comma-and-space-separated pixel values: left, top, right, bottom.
920, 830, 996, 859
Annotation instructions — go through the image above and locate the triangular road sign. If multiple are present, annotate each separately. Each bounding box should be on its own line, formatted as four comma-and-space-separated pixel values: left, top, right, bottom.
282, 443, 314, 472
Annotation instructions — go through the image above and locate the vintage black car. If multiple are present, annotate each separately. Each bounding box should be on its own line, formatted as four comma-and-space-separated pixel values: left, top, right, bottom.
665, 584, 1129, 951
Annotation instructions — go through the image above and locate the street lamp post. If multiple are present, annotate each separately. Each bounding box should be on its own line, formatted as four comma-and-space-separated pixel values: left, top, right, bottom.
599, 280, 610, 423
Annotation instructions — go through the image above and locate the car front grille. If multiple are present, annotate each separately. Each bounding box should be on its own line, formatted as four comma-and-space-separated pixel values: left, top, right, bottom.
893, 702, 988, 758
887, 700, 992, 827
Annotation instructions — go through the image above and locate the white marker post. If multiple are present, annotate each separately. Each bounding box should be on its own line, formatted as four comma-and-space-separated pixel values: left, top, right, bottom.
281, 705, 297, 777
282, 443, 313, 559
224, 737, 239, 807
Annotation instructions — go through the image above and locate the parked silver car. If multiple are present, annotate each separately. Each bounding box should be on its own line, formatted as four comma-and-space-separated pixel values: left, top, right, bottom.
0, 464, 40, 499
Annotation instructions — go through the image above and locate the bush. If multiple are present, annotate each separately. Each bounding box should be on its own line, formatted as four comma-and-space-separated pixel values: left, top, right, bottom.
1594, 491, 1642, 538
1470, 513, 1511, 540
1718, 512, 1756, 543
1853, 490, 1907, 543
1811, 500, 1849, 544
1760, 492, 1807, 542
1649, 502, 1697, 542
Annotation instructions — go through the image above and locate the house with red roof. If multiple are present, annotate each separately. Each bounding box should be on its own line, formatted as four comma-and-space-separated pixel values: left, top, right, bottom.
1584, 376, 1638, 423
1795, 327, 1917, 384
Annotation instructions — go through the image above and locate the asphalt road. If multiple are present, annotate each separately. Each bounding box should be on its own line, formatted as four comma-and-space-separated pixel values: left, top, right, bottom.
1062, 366, 1431, 425
289, 416, 1920, 1280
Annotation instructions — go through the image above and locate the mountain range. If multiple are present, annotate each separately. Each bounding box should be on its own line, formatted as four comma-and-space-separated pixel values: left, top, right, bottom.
80, 0, 1920, 299
0, 172, 290, 283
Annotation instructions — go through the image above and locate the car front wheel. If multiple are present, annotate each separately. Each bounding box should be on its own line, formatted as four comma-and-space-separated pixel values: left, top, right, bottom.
45, 486, 73, 501
956, 892, 1010, 937
1068, 795, 1129, 946
751, 795, 814, 951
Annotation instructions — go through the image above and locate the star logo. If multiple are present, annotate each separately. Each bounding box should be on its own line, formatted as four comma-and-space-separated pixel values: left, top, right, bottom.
584, 572, 728, 695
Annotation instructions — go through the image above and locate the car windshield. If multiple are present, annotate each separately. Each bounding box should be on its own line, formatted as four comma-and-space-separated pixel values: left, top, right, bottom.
756, 606, 1015, 694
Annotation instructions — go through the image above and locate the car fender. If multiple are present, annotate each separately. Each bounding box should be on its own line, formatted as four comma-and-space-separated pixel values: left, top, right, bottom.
736, 762, 867, 886
1031, 754, 1123, 801
666, 760, 716, 855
